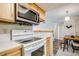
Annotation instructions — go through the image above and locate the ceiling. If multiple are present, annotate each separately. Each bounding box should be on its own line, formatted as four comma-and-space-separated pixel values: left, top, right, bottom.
36, 3, 68, 11
36, 3, 79, 24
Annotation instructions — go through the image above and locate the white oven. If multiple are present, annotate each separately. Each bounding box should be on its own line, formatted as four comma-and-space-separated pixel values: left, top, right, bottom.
11, 30, 46, 56
23, 38, 46, 56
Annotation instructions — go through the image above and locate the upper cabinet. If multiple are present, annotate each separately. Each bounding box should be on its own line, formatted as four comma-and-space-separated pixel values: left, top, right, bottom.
19, 3, 45, 22
0, 3, 45, 23
29, 3, 38, 13
0, 3, 15, 23
37, 6, 45, 22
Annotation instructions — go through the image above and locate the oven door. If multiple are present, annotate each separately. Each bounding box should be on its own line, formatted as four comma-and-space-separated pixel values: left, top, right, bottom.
23, 39, 46, 56
31, 45, 44, 56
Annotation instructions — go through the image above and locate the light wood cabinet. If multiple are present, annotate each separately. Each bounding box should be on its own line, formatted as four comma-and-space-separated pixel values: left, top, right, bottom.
6, 49, 21, 56
0, 3, 15, 22
38, 7, 45, 22
29, 3, 38, 12
44, 37, 53, 56
0, 3, 45, 23
0, 46, 22, 56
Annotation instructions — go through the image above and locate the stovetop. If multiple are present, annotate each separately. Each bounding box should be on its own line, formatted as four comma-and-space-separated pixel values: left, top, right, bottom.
14, 37, 42, 44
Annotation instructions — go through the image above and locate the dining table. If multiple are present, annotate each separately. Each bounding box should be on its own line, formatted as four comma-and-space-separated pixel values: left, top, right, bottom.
62, 36, 79, 51
64, 36, 79, 41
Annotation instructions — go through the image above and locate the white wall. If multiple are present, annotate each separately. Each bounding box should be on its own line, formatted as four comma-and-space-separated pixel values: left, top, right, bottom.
63, 17, 79, 36
57, 17, 79, 39
53, 24, 59, 39
75, 19, 79, 36
33, 20, 55, 30
0, 23, 32, 30
58, 23, 64, 39
33, 11, 64, 40
58, 18, 76, 39
0, 23, 32, 40
33, 12, 55, 30
64, 19, 75, 36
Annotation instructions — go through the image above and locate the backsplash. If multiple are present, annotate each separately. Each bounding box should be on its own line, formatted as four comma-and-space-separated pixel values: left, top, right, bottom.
0, 29, 8, 34
0, 34, 10, 40
0, 28, 10, 40
0, 23, 32, 40
0, 23, 32, 30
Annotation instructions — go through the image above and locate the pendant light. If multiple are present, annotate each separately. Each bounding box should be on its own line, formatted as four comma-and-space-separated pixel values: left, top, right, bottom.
65, 10, 70, 21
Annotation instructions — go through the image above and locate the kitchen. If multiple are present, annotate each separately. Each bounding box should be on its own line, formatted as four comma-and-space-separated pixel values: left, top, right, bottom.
0, 3, 53, 56
0, 3, 79, 56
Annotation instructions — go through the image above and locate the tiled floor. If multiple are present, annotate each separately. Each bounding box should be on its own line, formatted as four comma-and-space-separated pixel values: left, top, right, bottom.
56, 46, 79, 56
53, 39, 79, 56
53, 39, 59, 55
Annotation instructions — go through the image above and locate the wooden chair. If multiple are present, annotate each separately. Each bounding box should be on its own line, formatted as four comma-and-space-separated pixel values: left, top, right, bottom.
63, 39, 69, 51
72, 40, 79, 53
59, 37, 68, 51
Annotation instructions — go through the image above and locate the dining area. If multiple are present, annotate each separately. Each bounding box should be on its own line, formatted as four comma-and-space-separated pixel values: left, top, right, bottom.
60, 36, 79, 54
54, 17, 79, 56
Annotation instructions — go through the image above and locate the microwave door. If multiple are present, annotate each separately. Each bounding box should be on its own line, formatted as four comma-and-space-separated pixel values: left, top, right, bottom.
16, 4, 39, 25
18, 4, 29, 14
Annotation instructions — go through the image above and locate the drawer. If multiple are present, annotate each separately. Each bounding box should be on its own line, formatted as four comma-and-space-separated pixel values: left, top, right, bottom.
0, 46, 22, 56
6, 49, 21, 56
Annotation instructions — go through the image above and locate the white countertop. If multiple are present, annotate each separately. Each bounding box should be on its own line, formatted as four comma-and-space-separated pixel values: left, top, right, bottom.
0, 40, 21, 53
0, 33, 50, 53
0, 34, 21, 53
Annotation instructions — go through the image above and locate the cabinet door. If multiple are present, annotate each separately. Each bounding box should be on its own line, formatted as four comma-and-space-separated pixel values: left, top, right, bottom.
29, 3, 38, 12
38, 7, 45, 22
0, 3, 15, 22
6, 49, 21, 56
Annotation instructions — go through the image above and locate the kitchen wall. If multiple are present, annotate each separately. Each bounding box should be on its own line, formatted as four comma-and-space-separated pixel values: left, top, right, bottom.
33, 12, 55, 30
58, 23, 64, 39
0, 23, 32, 31
75, 19, 79, 36
0, 23, 32, 40
53, 24, 59, 39
64, 19, 75, 36
33, 4, 79, 39
56, 17, 79, 40
63, 16, 79, 36
33, 13, 79, 40
33, 20, 55, 30
33, 11, 63, 40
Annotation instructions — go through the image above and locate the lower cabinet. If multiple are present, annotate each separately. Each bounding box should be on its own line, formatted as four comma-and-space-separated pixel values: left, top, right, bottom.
0, 47, 22, 56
